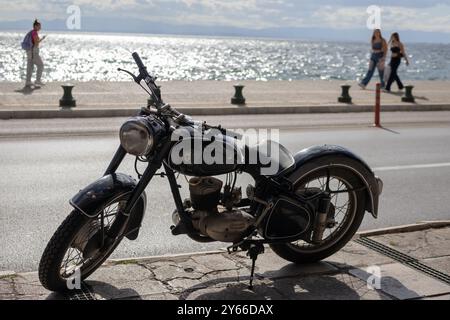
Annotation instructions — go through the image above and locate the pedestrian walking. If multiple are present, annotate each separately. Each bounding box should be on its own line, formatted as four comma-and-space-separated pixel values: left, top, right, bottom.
359, 29, 388, 89
22, 19, 46, 88
384, 32, 410, 92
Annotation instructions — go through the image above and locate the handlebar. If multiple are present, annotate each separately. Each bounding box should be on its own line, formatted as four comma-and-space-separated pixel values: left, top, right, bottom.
132, 52, 147, 75
130, 52, 163, 108
130, 52, 212, 131
130, 53, 185, 119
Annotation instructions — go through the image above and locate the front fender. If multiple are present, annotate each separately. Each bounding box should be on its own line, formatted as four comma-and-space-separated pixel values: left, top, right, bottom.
286, 145, 382, 218
69, 173, 147, 240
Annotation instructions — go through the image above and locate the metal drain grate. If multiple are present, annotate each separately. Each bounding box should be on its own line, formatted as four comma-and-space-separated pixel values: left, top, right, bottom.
66, 282, 97, 300
355, 236, 450, 285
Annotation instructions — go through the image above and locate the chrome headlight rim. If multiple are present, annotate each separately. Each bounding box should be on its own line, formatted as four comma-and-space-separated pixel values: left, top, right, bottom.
119, 117, 154, 157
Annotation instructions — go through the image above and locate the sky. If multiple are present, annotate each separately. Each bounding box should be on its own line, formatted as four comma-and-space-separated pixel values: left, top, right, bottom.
1, 0, 450, 42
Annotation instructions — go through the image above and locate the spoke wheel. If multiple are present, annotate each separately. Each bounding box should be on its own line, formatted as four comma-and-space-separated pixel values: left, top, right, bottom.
59, 199, 124, 279
287, 172, 356, 253
39, 194, 130, 292
270, 156, 368, 264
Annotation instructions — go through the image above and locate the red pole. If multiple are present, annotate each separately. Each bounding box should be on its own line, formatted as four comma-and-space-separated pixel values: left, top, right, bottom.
374, 83, 381, 127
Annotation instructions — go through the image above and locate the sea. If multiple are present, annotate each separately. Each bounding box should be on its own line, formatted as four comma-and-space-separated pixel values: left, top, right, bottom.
1, 31, 450, 82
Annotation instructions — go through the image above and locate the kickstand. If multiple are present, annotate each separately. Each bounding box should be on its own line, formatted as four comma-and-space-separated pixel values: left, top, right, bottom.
246, 243, 264, 290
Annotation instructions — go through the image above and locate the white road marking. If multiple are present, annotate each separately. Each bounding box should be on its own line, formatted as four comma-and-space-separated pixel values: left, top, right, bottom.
374, 162, 450, 172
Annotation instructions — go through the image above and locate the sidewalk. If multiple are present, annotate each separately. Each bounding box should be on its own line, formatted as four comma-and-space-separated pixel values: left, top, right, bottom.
1, 221, 449, 300
1, 80, 450, 119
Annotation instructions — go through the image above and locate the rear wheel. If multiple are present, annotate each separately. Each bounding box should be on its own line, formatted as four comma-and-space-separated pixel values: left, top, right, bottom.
38, 195, 128, 292
270, 156, 367, 264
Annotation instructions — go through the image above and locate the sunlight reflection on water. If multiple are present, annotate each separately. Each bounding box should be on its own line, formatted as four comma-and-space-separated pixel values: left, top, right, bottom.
1, 32, 450, 82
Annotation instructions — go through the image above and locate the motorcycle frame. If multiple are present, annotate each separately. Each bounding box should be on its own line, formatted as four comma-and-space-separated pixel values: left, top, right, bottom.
79, 113, 380, 248
73, 52, 381, 245
103, 145, 319, 245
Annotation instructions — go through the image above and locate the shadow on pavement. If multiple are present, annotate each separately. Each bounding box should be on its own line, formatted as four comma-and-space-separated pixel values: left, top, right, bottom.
175, 262, 395, 300
414, 96, 430, 101
378, 276, 420, 300
384, 90, 429, 102
44, 281, 142, 300
14, 86, 41, 95
40, 260, 421, 300
180, 276, 373, 300
379, 126, 401, 134
177, 262, 422, 300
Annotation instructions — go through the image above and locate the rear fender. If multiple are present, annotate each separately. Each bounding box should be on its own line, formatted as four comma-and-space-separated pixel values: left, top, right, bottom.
284, 145, 382, 218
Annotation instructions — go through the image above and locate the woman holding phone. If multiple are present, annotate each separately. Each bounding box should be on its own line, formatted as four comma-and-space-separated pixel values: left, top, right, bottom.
25, 19, 46, 87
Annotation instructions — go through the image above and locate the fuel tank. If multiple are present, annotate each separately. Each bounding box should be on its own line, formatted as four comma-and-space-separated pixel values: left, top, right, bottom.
167, 127, 244, 176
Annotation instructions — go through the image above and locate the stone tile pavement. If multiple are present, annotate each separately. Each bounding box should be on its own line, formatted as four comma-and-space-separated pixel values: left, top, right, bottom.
1, 224, 449, 300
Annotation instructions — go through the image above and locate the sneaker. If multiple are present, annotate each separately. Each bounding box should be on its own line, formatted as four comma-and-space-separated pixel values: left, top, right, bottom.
35, 81, 45, 86
358, 83, 366, 90
383, 88, 391, 93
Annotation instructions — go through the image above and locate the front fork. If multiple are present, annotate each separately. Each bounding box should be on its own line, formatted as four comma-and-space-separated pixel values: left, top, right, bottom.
101, 140, 193, 244
103, 141, 172, 242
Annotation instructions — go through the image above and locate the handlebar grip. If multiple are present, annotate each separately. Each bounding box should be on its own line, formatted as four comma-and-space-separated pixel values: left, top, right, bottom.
132, 52, 145, 71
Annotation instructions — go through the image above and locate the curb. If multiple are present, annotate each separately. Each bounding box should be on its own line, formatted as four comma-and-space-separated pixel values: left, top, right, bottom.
2, 222, 449, 277
0, 271, 17, 279
95, 221, 450, 267
1, 103, 450, 119
356, 220, 450, 237
104, 249, 226, 266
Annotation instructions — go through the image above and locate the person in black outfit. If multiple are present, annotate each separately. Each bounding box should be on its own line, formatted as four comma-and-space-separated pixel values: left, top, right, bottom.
385, 32, 410, 92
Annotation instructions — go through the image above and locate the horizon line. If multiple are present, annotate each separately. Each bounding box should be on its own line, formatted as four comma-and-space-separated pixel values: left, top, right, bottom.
1, 28, 450, 45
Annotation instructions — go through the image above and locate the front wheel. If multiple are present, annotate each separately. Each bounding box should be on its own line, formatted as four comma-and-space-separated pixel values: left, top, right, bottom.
38, 195, 128, 292
270, 156, 367, 264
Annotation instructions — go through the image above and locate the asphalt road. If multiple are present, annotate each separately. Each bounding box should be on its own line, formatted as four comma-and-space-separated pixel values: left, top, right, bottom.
1, 112, 450, 272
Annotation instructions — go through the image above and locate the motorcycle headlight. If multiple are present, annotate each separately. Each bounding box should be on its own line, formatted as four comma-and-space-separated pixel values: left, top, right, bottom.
120, 117, 154, 156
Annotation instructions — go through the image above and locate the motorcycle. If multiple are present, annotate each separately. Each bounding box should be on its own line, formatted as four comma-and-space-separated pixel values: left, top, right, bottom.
39, 53, 383, 292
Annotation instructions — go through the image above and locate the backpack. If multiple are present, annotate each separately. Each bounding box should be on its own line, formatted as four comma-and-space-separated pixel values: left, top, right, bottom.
21, 31, 33, 50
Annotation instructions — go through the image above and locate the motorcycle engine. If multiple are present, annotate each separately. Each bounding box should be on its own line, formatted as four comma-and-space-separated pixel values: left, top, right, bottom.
186, 176, 255, 243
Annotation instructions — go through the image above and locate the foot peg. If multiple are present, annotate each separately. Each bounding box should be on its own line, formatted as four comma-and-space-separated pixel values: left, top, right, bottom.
170, 219, 195, 236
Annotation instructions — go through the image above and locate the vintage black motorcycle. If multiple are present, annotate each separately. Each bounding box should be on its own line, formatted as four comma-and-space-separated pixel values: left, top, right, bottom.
39, 53, 383, 292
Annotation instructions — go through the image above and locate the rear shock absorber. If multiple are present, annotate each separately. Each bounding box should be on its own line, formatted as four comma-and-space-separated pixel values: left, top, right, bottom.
312, 196, 331, 243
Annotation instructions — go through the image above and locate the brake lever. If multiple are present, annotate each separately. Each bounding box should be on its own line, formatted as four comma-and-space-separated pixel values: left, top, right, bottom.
117, 68, 142, 83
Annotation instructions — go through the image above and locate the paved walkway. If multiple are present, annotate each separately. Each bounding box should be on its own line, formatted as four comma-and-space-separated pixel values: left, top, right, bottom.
0, 81, 449, 118
1, 222, 449, 300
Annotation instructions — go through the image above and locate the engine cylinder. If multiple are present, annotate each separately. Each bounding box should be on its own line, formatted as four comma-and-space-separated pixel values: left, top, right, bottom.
189, 177, 223, 210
